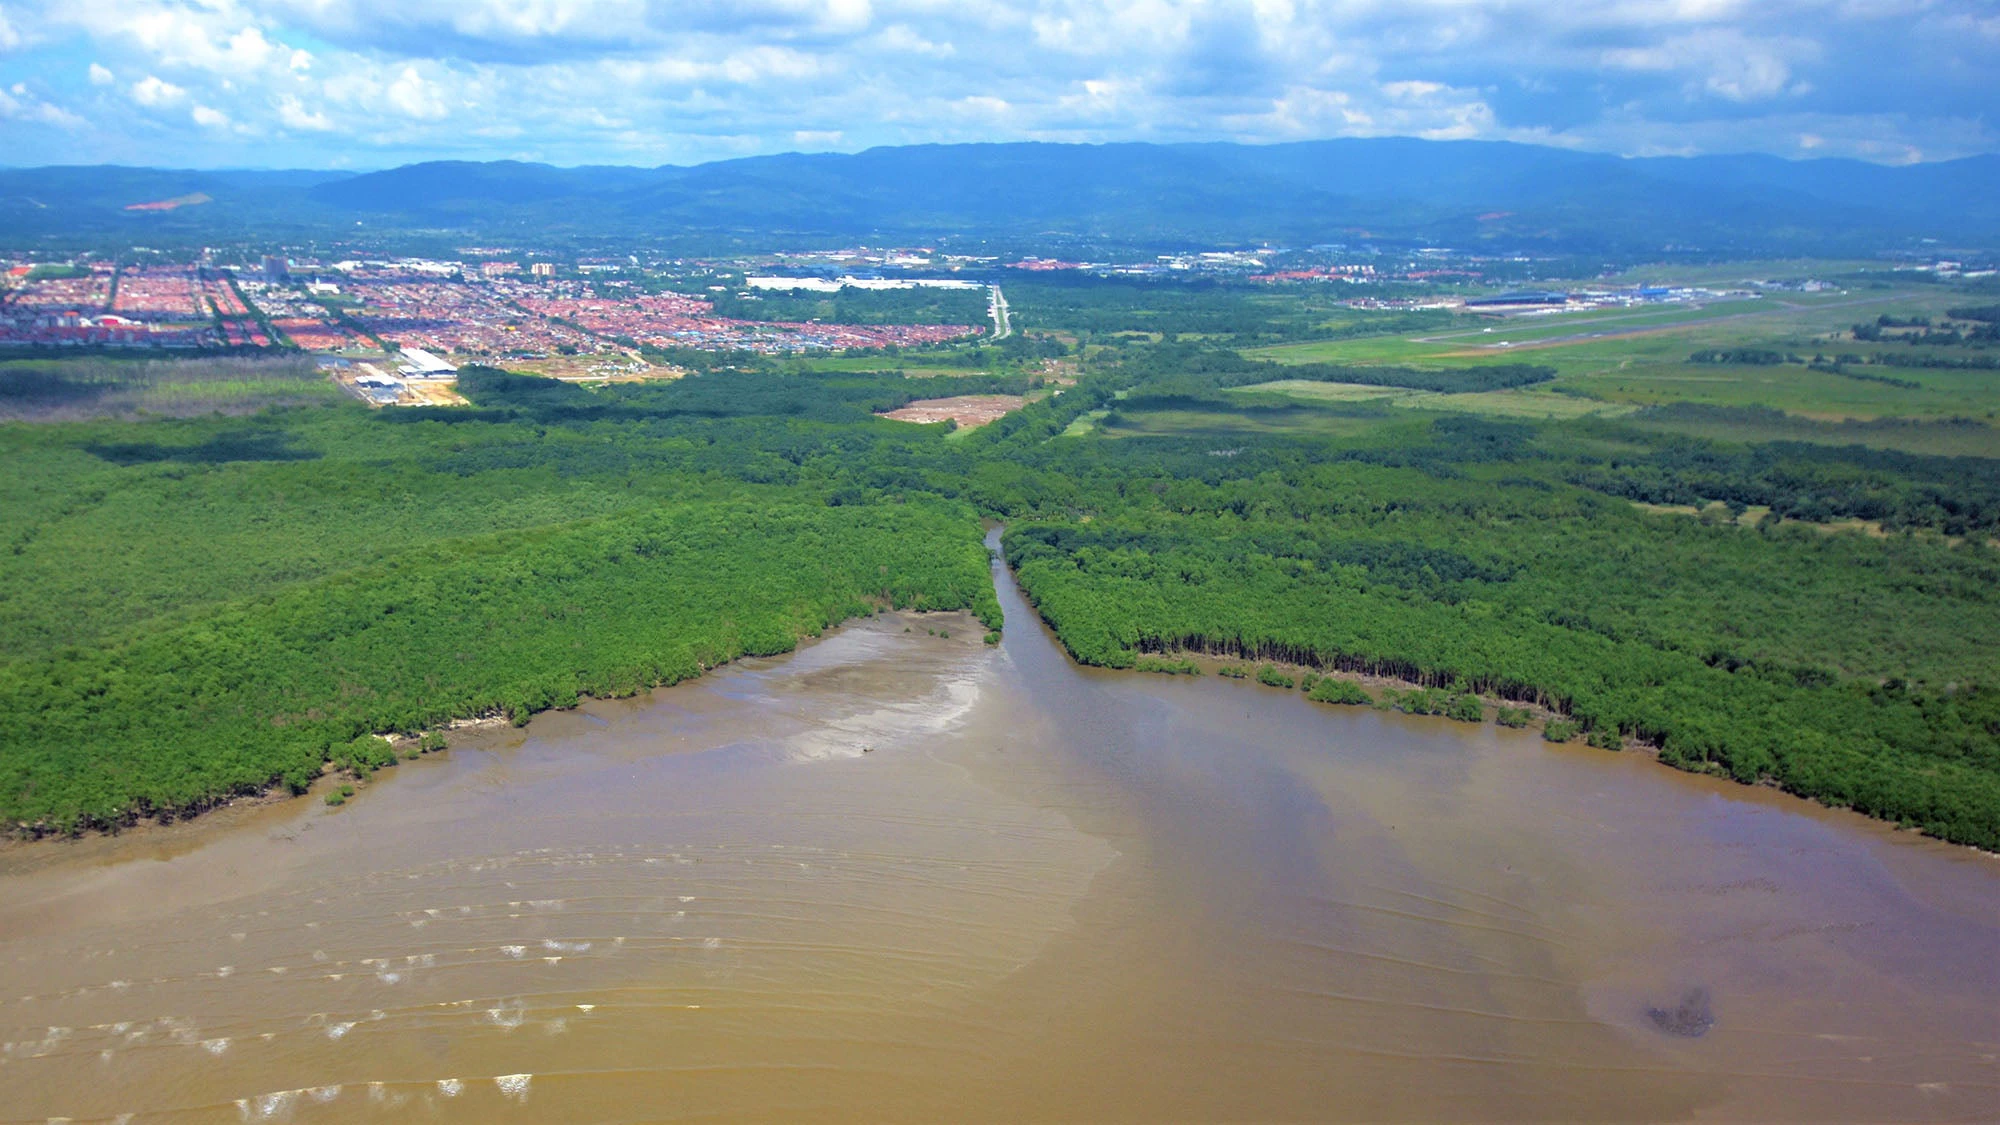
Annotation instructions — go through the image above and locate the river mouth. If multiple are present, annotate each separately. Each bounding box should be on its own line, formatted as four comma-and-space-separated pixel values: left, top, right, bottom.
3, 544, 1998, 1122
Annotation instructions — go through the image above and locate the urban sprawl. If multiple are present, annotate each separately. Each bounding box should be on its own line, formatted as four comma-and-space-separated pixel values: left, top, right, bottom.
0, 258, 984, 357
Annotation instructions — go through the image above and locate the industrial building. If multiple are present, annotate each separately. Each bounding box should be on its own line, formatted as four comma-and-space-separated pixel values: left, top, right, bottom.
395, 346, 457, 379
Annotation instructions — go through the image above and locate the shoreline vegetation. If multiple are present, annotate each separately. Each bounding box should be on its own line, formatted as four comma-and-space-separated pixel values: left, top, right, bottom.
1130, 648, 1576, 736
18, 587, 1993, 857
1112, 643, 2000, 858
1008, 520, 2000, 844
2, 499, 1003, 838
12, 610, 988, 844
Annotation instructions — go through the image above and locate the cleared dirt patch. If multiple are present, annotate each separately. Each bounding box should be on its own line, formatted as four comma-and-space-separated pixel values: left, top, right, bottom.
880, 394, 1026, 428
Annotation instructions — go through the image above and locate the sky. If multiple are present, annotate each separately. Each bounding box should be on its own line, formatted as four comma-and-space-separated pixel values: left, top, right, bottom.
0, 0, 1995, 169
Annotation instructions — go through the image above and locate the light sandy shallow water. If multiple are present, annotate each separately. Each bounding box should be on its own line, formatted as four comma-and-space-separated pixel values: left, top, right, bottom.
2, 536, 1997, 1122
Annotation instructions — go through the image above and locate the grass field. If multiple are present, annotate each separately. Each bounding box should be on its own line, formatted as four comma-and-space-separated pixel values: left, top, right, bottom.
1247, 295, 1892, 367
1243, 334, 1468, 366
0, 356, 343, 422
1229, 379, 1637, 420
1429, 298, 1776, 349
1402, 389, 1639, 420
1103, 405, 1385, 440
1618, 405, 2000, 458
1234, 285, 1999, 440
1227, 379, 1426, 403
1558, 362, 1997, 420
1060, 408, 1110, 436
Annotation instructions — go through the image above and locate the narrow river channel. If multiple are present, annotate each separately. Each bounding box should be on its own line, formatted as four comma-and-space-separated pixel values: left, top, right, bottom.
2, 531, 1997, 1122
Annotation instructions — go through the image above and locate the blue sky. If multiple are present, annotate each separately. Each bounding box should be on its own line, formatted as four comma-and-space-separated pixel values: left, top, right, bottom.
0, 0, 1994, 169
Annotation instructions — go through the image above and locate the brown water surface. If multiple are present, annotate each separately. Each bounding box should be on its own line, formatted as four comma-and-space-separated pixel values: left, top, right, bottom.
3, 537, 1998, 1122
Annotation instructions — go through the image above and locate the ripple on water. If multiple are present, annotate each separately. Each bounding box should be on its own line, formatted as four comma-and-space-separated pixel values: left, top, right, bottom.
238, 1089, 294, 1121
495, 1072, 532, 1102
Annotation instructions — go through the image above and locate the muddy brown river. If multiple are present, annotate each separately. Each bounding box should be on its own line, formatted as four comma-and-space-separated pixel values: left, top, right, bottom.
3, 535, 1998, 1122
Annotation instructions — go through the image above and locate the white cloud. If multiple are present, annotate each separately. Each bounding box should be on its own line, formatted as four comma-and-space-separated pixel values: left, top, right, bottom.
190, 102, 229, 127
385, 65, 447, 118
93, 5, 283, 74
88, 62, 114, 85
954, 95, 1012, 121
0, 83, 84, 129
1234, 78, 1503, 143
275, 93, 332, 130
129, 74, 187, 106
1602, 27, 1818, 102
874, 23, 952, 57
1703, 52, 1793, 102
1381, 80, 1447, 100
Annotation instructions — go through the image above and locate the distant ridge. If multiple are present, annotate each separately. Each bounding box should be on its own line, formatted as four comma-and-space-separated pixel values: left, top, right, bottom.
4, 139, 1996, 253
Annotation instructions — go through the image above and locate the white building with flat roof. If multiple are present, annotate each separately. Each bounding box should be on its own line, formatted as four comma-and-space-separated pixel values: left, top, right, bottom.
396, 346, 457, 378
746, 276, 985, 292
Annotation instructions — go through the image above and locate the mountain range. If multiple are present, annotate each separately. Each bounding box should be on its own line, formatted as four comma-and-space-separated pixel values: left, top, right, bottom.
3, 138, 1995, 255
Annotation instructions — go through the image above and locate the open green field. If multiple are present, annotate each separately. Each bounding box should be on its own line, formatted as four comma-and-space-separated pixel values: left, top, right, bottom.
1618, 405, 2000, 458
1400, 389, 1639, 420
1427, 298, 1776, 348
1228, 379, 1426, 403
0, 356, 342, 422
1059, 408, 1110, 436
1559, 361, 1998, 421
1228, 379, 1638, 421
1102, 404, 1386, 440
1248, 295, 1888, 368
1243, 333, 1468, 366
1233, 285, 1999, 442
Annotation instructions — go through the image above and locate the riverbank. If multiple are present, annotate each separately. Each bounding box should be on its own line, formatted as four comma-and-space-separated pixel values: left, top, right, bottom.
1096, 643, 2000, 857
1129, 647, 1578, 728
3, 606, 990, 850
998, 524, 2000, 854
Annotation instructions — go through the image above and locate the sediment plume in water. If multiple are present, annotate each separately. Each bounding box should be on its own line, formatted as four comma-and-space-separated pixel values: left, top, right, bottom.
2, 563, 1998, 1123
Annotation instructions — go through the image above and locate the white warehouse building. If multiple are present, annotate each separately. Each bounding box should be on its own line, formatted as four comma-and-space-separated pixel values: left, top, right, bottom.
396, 346, 457, 379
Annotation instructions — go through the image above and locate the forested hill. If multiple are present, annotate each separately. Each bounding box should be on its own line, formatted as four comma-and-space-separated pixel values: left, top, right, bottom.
5, 139, 1997, 252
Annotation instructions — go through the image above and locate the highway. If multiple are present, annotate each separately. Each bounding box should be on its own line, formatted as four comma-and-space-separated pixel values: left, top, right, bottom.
989, 285, 1011, 341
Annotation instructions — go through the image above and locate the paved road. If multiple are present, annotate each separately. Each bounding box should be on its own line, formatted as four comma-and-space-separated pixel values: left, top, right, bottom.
989, 286, 1012, 341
